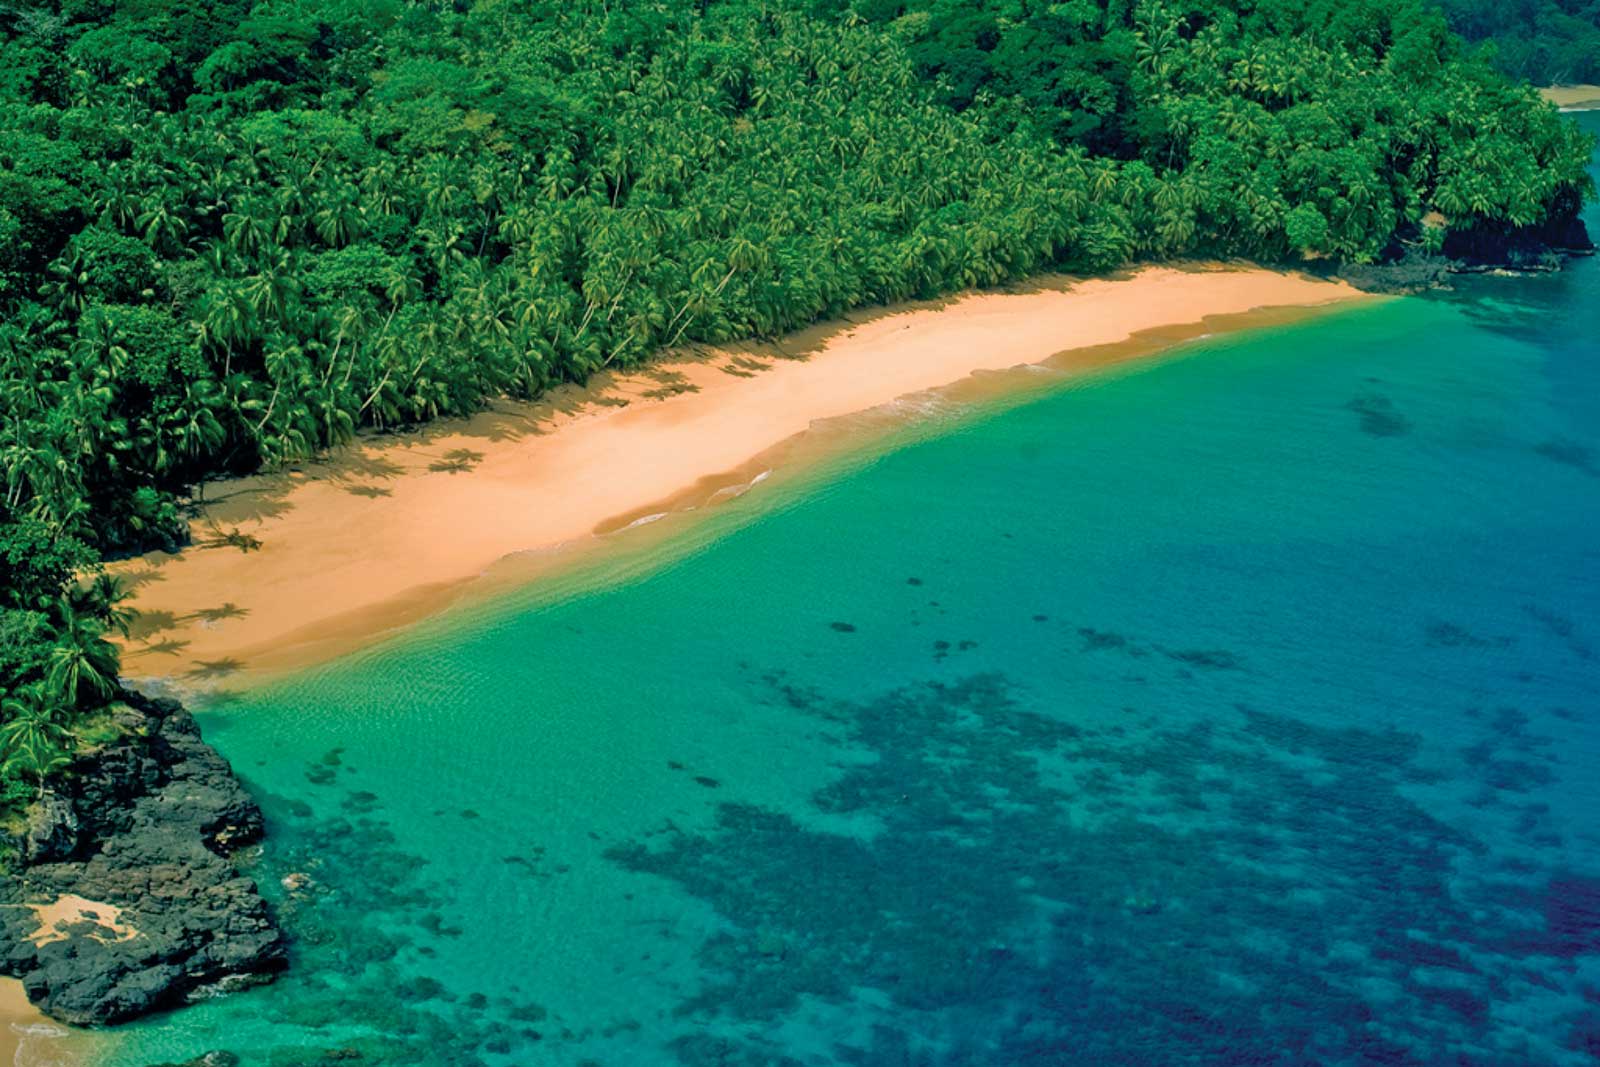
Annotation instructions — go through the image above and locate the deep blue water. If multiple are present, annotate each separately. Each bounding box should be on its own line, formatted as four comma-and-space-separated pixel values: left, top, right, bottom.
73, 113, 1600, 1067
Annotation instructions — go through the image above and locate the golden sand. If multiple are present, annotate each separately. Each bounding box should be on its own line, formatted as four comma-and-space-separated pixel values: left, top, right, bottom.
111, 264, 1367, 691
1542, 84, 1600, 111
23, 895, 140, 948
1, 977, 58, 1067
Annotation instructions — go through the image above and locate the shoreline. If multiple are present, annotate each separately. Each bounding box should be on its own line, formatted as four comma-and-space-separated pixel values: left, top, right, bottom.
2, 977, 60, 1066
111, 264, 1369, 694
1542, 84, 1600, 111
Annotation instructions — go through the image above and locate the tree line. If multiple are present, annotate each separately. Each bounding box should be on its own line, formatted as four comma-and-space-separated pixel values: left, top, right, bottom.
1, 0, 1594, 809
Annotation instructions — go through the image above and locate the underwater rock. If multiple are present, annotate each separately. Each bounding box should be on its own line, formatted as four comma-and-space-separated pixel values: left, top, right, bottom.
141, 1053, 240, 1067
0, 690, 285, 1026
1345, 393, 1411, 438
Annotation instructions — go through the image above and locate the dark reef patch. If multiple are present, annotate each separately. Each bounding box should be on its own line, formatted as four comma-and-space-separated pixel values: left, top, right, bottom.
1426, 621, 1513, 649
1161, 647, 1243, 670
1534, 438, 1598, 477
1543, 875, 1600, 957
1078, 627, 1130, 651
605, 672, 1597, 1066
1345, 392, 1412, 436
1524, 604, 1595, 661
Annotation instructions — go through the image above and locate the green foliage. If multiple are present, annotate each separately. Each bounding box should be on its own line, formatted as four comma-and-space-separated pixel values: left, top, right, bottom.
0, 563, 131, 809
1436, 0, 1600, 85
0, 510, 129, 809
1285, 204, 1331, 254
47, 227, 160, 310
0, 0, 1593, 805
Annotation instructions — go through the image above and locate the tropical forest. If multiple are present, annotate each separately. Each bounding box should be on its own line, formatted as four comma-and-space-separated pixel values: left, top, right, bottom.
1439, 0, 1600, 85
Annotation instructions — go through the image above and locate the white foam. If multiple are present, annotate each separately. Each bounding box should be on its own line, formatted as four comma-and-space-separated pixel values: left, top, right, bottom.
621, 512, 667, 531
883, 393, 960, 419
15, 1022, 68, 1036
706, 468, 775, 506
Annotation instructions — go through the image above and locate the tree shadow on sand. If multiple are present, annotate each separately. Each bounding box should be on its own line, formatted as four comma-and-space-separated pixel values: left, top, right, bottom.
185, 658, 244, 680
127, 637, 191, 658
185, 603, 251, 625
197, 523, 264, 553
719, 355, 771, 378
125, 609, 177, 642
116, 563, 168, 591
427, 448, 486, 474
639, 369, 700, 400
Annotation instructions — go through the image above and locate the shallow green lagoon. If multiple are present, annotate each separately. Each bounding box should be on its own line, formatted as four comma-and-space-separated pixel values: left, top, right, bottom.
87, 118, 1600, 1067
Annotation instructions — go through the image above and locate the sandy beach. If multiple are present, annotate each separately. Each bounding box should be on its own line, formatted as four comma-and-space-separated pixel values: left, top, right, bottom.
1543, 84, 1600, 110
111, 265, 1366, 690
1, 977, 58, 1067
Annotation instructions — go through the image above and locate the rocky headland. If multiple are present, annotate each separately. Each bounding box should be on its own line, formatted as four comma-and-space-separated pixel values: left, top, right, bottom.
1336, 208, 1595, 294
0, 690, 284, 1027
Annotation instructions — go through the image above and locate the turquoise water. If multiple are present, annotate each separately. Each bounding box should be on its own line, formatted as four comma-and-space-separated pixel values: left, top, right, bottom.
94, 119, 1600, 1067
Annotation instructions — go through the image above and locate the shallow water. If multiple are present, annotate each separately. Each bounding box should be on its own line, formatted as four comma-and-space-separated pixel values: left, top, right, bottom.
65, 115, 1600, 1067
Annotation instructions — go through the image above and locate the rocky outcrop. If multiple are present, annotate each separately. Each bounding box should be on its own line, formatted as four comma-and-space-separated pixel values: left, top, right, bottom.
0, 691, 285, 1026
1335, 207, 1594, 294
1334, 251, 1455, 295
1444, 186, 1596, 269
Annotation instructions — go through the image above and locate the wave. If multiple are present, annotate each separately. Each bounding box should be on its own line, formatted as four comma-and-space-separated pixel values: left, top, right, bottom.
620, 512, 668, 531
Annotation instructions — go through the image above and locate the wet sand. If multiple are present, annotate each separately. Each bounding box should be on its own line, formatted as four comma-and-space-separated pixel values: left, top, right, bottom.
1543, 84, 1600, 111
112, 265, 1366, 691
1, 977, 57, 1067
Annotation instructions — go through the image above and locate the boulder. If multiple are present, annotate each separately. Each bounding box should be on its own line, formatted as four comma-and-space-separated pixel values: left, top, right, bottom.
21, 792, 80, 864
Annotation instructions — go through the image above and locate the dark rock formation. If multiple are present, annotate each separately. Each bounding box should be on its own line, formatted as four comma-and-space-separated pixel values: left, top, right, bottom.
1334, 251, 1455, 295
21, 792, 79, 864
0, 691, 285, 1026
1445, 185, 1596, 269
1334, 207, 1594, 295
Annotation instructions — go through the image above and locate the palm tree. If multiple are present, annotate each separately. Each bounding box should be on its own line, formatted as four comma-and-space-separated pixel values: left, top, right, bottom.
136, 198, 190, 255
0, 686, 72, 800
223, 211, 269, 258
85, 574, 136, 639
164, 380, 228, 472
45, 595, 120, 707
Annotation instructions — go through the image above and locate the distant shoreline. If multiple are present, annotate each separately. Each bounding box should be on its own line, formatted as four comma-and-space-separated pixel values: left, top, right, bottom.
110, 265, 1368, 694
1542, 84, 1600, 111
